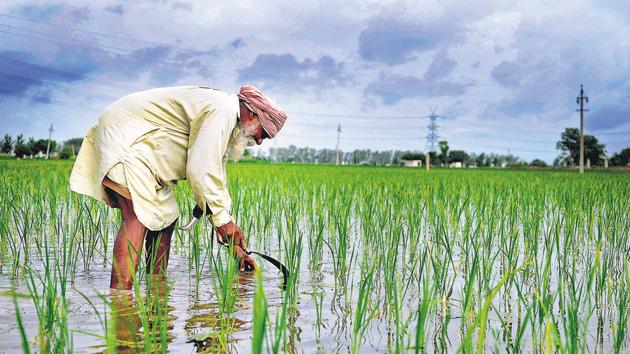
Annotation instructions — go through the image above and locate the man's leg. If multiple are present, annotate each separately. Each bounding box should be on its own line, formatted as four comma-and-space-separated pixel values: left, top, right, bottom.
145, 220, 176, 276
110, 191, 147, 290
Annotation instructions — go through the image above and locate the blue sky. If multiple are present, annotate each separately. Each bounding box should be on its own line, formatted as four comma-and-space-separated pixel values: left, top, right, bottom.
0, 0, 629, 163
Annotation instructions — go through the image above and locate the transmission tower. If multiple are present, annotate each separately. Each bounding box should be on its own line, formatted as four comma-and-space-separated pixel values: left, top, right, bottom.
425, 112, 442, 152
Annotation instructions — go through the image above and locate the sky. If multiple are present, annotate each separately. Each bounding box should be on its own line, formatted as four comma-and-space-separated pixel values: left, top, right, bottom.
0, 0, 629, 163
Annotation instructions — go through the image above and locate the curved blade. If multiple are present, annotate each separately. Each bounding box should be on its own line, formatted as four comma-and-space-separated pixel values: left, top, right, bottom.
179, 205, 205, 230
249, 251, 289, 288
179, 217, 199, 230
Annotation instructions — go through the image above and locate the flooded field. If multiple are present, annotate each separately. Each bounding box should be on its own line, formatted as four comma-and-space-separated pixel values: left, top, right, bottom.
0, 160, 629, 353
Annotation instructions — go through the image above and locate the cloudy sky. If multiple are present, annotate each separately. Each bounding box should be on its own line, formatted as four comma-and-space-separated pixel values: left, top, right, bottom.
0, 0, 629, 162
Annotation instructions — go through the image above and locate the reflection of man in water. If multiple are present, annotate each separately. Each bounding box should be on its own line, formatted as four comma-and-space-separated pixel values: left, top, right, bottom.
108, 285, 171, 351
69, 85, 287, 289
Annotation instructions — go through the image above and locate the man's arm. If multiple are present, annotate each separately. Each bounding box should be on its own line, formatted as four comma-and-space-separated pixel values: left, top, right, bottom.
185, 105, 255, 270
186, 105, 234, 227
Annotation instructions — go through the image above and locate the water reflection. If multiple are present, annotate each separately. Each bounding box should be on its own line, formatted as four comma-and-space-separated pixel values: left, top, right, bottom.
98, 274, 256, 353
184, 272, 256, 353
104, 277, 174, 353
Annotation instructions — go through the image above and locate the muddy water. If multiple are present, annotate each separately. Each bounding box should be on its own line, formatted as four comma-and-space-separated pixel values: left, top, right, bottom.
0, 230, 625, 353
1, 253, 289, 352
1, 242, 365, 352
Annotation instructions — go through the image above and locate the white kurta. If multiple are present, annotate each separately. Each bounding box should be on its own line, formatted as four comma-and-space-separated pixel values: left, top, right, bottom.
69, 86, 239, 231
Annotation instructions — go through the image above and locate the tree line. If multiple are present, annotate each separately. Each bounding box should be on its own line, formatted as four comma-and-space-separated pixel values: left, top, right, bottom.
1, 134, 82, 159
2, 127, 628, 167
263, 142, 523, 167
261, 128, 629, 167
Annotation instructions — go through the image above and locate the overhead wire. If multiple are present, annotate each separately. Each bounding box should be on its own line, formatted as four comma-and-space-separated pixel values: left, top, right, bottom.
1, 12, 627, 152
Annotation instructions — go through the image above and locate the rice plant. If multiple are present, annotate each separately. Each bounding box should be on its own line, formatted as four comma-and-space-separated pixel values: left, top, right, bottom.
0, 160, 628, 352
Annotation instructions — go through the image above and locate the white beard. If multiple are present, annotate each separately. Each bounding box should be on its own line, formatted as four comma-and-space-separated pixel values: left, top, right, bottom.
227, 123, 257, 162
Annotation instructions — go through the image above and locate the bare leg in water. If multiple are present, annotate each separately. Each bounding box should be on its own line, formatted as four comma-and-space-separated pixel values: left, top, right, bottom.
145, 221, 175, 276
109, 189, 147, 290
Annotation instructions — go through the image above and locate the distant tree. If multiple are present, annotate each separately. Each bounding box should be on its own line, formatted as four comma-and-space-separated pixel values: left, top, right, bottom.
26, 137, 36, 153
490, 153, 502, 167
438, 140, 449, 166
556, 127, 607, 166
476, 152, 490, 167
16, 134, 24, 146
372, 150, 393, 165
14, 142, 32, 158
392, 150, 413, 165
609, 148, 630, 166
1, 134, 13, 153
465, 152, 477, 166
504, 154, 520, 166
28, 139, 56, 155
428, 151, 438, 166
530, 159, 548, 167
400, 152, 424, 161
63, 137, 84, 155
59, 145, 74, 159
448, 150, 468, 163
553, 153, 573, 167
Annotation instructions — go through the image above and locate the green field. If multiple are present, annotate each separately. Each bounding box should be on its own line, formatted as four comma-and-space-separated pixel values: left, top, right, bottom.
0, 160, 628, 353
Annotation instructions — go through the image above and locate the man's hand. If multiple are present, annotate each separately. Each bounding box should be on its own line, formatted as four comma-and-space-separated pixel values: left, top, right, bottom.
216, 221, 248, 252
216, 221, 256, 271
234, 246, 257, 272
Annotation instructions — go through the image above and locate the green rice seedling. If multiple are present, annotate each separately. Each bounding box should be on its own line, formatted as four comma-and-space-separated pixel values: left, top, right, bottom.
350, 255, 378, 353
11, 279, 31, 354
613, 261, 629, 354
306, 206, 325, 272
1, 161, 629, 352
22, 240, 72, 352
209, 244, 240, 350
271, 283, 290, 354
251, 268, 268, 354
281, 200, 304, 301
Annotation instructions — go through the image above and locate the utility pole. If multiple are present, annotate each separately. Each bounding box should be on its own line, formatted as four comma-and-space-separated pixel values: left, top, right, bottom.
46, 124, 54, 159
576, 84, 589, 173
335, 124, 342, 165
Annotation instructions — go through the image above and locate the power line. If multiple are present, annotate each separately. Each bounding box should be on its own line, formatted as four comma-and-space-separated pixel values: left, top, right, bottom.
0, 24, 132, 54
0, 55, 144, 92
0, 23, 272, 84
0, 12, 170, 48
2, 81, 625, 143
286, 122, 419, 130
0, 71, 118, 101
287, 111, 420, 119
279, 134, 424, 141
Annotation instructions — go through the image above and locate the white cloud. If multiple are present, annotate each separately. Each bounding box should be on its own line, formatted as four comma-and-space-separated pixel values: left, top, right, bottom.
0, 0, 629, 162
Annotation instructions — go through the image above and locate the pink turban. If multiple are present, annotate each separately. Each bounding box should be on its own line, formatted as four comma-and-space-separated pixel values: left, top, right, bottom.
237, 85, 287, 138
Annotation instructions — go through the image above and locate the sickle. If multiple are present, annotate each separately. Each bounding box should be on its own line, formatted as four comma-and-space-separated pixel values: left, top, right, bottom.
179, 205, 204, 230
181, 205, 289, 287
247, 250, 289, 288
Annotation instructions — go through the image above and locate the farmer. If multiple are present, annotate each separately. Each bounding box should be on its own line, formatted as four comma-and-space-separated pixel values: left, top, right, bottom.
69, 85, 287, 290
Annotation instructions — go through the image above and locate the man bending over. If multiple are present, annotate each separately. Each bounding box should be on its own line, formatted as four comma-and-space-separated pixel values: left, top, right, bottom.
69, 85, 287, 289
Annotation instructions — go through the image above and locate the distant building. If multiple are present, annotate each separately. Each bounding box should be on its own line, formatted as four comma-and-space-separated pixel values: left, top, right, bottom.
449, 161, 462, 168
404, 160, 422, 167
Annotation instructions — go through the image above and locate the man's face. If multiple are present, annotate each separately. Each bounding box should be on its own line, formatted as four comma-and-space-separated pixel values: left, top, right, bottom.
241, 104, 269, 145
